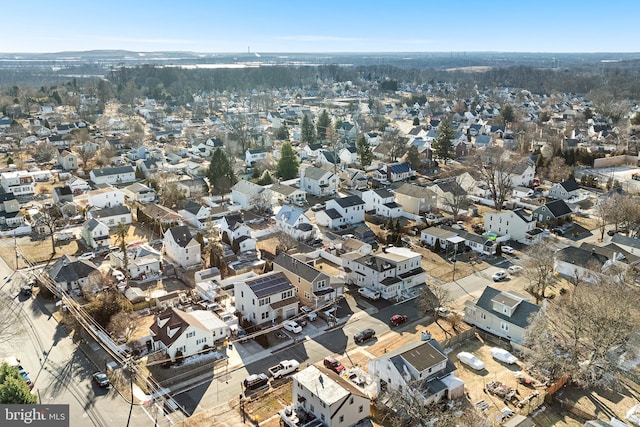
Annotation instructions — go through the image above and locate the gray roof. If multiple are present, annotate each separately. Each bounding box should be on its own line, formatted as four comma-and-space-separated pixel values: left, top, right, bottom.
273, 253, 326, 283
373, 188, 394, 199
559, 179, 580, 192
537, 199, 572, 218
85, 218, 105, 231
302, 166, 333, 180
89, 204, 130, 218
244, 271, 294, 298
269, 182, 299, 196
168, 225, 193, 248
323, 208, 342, 219
334, 195, 364, 208
394, 182, 435, 199
474, 286, 540, 329
47, 255, 98, 283
91, 165, 135, 177
610, 234, 640, 250
183, 201, 204, 215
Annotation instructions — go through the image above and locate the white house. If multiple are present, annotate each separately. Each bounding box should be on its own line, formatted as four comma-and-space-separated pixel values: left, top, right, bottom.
368, 338, 465, 405
315, 195, 365, 229
88, 187, 125, 209
110, 244, 162, 280
178, 201, 212, 230
150, 307, 230, 361
275, 205, 316, 241
342, 246, 425, 300
548, 178, 581, 200
299, 166, 337, 197
46, 254, 100, 292
123, 182, 157, 204
89, 165, 136, 185
507, 162, 536, 187
280, 365, 370, 427
233, 271, 298, 326
393, 183, 437, 215
361, 188, 403, 218
268, 182, 307, 206
0, 171, 35, 196
87, 205, 132, 228
81, 218, 110, 250
58, 150, 78, 171
338, 145, 358, 165
67, 176, 91, 193
484, 208, 536, 243
163, 225, 201, 269
245, 148, 270, 166
231, 179, 269, 211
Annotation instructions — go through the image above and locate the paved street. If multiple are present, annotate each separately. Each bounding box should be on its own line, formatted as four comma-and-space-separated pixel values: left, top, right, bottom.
0, 251, 158, 427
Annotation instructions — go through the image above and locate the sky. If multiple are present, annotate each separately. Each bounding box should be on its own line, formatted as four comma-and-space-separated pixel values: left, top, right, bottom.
2, 0, 639, 54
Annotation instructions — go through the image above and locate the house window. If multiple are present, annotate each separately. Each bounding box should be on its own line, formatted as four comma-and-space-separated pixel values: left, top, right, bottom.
304, 291, 310, 299
339, 415, 344, 423
186, 331, 195, 338
317, 280, 325, 288
358, 405, 364, 413
186, 249, 189, 253
480, 312, 486, 320
500, 322, 509, 331
350, 397, 354, 404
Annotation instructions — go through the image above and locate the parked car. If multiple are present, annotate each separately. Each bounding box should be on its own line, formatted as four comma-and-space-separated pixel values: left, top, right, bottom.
551, 227, 565, 236
507, 265, 523, 274
323, 356, 344, 374
489, 347, 519, 365
299, 306, 317, 321
390, 314, 408, 327
436, 307, 451, 318
311, 203, 325, 212
457, 352, 485, 371
77, 252, 96, 260
92, 372, 110, 387
20, 285, 32, 296
607, 229, 617, 236
492, 270, 508, 282
243, 373, 269, 392
501, 245, 515, 254
283, 320, 302, 334
354, 328, 376, 344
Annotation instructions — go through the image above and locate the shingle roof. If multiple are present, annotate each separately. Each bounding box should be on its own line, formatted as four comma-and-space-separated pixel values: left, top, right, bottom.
91, 165, 135, 177
542, 199, 572, 217
334, 195, 364, 208
168, 225, 193, 248
474, 286, 540, 329
150, 307, 209, 347
556, 246, 608, 269
302, 166, 333, 180
559, 179, 580, 192
47, 255, 98, 283
273, 253, 325, 283
89, 204, 130, 218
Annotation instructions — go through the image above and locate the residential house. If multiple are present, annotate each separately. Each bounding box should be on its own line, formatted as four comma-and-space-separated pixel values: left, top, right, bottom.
176, 177, 209, 199
421, 226, 496, 255
123, 182, 157, 204
178, 201, 212, 230
57, 150, 78, 171
0, 192, 23, 227
67, 176, 91, 193
139, 203, 183, 230
163, 225, 201, 269
339, 168, 368, 191
233, 271, 298, 326
275, 205, 316, 241
428, 179, 468, 212
548, 179, 581, 200
553, 244, 635, 284
368, 338, 465, 405
342, 246, 425, 300
484, 208, 536, 243
52, 186, 74, 205
0, 171, 35, 196
46, 254, 100, 293
508, 162, 536, 187
464, 286, 541, 346
81, 218, 111, 250
110, 244, 162, 281
231, 180, 269, 211
269, 182, 306, 206
300, 166, 337, 197
245, 148, 270, 166
393, 183, 437, 215
532, 199, 573, 225
338, 145, 358, 166
88, 187, 125, 209
386, 162, 414, 182
315, 195, 365, 229
273, 252, 342, 308
610, 234, 640, 256
150, 307, 230, 361
89, 165, 136, 185
87, 205, 132, 227
361, 189, 402, 218
280, 365, 370, 427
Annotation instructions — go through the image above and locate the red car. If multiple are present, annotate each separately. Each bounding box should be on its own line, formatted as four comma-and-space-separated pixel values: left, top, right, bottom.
390, 314, 408, 326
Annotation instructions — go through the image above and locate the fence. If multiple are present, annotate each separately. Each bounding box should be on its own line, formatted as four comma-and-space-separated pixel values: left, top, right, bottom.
441, 327, 476, 349
546, 375, 569, 396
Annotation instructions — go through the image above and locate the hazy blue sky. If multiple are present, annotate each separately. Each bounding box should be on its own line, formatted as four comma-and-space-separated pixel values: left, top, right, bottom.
3, 0, 638, 53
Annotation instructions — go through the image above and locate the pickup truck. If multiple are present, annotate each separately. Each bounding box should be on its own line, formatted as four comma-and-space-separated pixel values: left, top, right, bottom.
268, 359, 300, 379
357, 287, 381, 300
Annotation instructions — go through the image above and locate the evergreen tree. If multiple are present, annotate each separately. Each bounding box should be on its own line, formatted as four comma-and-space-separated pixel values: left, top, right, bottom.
412, 117, 420, 126
257, 170, 274, 186
356, 134, 374, 167
301, 115, 316, 145
0, 363, 38, 404
276, 123, 290, 141
276, 142, 299, 180
432, 119, 455, 165
406, 145, 421, 171
316, 110, 331, 141
206, 148, 237, 196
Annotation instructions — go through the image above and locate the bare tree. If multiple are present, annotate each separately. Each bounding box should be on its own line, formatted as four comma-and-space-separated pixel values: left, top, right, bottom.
159, 182, 187, 209
473, 148, 517, 211
107, 311, 139, 344
76, 145, 97, 171
438, 177, 469, 219
594, 195, 618, 241
417, 284, 452, 332
522, 240, 556, 303
524, 275, 640, 388
35, 205, 62, 255
542, 157, 573, 183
